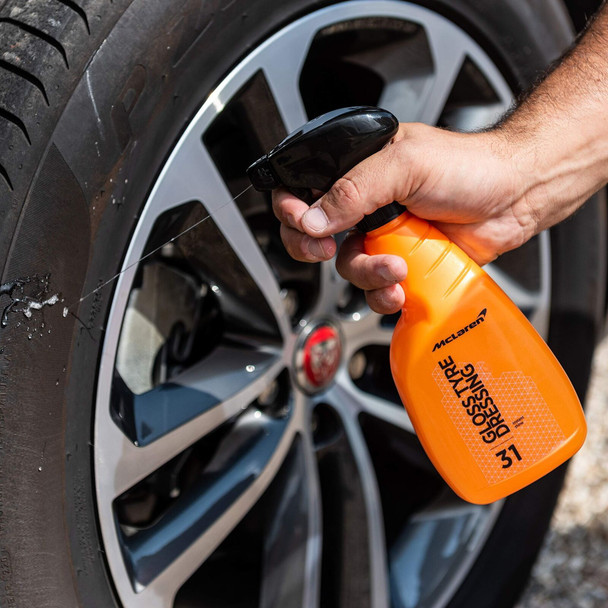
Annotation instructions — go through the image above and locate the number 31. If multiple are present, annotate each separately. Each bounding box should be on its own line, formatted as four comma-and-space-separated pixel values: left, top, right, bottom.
496, 444, 522, 469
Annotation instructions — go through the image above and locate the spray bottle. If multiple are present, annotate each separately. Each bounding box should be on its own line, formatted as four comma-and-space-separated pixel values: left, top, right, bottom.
247, 106, 586, 504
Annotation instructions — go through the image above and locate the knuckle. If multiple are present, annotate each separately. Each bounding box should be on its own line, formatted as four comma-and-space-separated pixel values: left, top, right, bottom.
330, 176, 363, 211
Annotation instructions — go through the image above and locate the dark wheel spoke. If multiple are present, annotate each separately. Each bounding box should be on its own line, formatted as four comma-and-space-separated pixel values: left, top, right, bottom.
259, 433, 322, 608
120, 411, 288, 590
388, 492, 502, 608
319, 385, 391, 607
103, 414, 297, 606
112, 344, 283, 447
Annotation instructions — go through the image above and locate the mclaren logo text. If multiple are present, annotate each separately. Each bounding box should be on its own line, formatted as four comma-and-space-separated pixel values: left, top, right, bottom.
432, 309, 487, 352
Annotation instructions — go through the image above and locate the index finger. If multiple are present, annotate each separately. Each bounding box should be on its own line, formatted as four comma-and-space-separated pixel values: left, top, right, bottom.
271, 188, 310, 231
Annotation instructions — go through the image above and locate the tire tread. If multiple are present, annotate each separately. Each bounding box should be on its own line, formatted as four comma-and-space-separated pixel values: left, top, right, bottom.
0, 106, 31, 143
0, 57, 50, 104
0, 17, 70, 67
53, 0, 90, 34
0, 0, 128, 224
0, 161, 13, 190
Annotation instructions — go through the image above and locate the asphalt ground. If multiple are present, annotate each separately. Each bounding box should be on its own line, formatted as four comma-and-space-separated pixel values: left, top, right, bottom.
517, 335, 608, 607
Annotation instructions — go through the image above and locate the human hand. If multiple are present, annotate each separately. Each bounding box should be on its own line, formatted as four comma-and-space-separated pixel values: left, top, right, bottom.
273, 122, 535, 314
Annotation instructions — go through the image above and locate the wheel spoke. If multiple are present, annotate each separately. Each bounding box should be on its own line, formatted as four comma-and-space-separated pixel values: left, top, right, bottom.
260, 29, 312, 130
119, 411, 288, 590
340, 309, 393, 355
301, 426, 323, 608
367, 17, 464, 124
259, 432, 322, 608
331, 370, 414, 434
311, 259, 350, 318
99, 354, 285, 498
121, 133, 291, 340
123, 420, 298, 607
323, 389, 390, 608
416, 23, 467, 125
209, 197, 291, 338
485, 232, 551, 334
441, 102, 509, 131
389, 491, 502, 608
176, 140, 291, 339
112, 343, 283, 446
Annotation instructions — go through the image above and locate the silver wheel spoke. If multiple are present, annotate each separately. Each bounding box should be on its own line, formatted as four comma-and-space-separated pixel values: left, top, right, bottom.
332, 369, 414, 434
486, 232, 551, 334
119, 134, 291, 342
441, 102, 509, 131
212, 201, 291, 338
311, 259, 351, 318
125, 420, 297, 607
174, 139, 291, 339
390, 492, 502, 608
340, 309, 393, 355
100, 354, 285, 498
122, 412, 289, 589
301, 426, 323, 608
372, 15, 465, 123
261, 29, 313, 130
416, 23, 467, 125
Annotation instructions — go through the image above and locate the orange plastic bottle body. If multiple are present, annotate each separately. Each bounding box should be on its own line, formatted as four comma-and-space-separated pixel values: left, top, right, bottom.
364, 212, 586, 504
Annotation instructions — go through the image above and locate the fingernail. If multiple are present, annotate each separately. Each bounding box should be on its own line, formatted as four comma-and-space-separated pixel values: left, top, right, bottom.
302, 207, 329, 233
306, 237, 326, 259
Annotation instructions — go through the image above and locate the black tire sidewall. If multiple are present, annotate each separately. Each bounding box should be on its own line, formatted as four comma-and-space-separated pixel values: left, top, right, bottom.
0, 1, 600, 607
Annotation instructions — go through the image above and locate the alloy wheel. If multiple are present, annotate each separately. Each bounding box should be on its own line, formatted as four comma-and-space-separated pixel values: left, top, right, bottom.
94, 3, 551, 606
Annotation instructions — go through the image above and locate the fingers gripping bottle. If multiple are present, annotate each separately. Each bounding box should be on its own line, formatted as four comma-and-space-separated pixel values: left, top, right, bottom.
248, 106, 586, 504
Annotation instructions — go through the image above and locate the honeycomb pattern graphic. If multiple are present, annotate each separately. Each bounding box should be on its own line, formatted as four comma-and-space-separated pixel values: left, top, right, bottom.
432, 362, 566, 484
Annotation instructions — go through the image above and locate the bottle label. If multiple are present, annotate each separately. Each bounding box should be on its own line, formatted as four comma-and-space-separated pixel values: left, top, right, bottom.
433, 356, 566, 484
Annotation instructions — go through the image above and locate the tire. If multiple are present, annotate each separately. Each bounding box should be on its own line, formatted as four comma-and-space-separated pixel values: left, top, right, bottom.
0, 1, 603, 607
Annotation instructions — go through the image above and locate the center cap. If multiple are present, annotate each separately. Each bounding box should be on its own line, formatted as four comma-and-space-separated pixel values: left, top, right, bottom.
294, 320, 342, 393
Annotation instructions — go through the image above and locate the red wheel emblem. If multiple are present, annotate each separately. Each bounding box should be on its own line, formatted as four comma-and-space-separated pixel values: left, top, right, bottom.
295, 321, 342, 393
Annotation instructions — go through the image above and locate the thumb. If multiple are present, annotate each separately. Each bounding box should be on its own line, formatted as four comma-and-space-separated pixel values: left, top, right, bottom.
300, 139, 412, 237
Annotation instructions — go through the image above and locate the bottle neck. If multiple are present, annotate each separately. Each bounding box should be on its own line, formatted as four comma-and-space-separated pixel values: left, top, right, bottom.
357, 202, 406, 233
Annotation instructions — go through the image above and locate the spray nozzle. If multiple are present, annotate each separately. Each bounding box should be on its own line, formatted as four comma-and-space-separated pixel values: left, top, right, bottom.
247, 106, 403, 226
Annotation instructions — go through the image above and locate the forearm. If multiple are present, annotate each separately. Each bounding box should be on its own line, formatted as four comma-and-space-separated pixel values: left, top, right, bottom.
497, 4, 608, 233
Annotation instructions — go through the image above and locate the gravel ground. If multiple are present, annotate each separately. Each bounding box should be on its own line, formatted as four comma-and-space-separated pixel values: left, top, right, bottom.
516, 336, 608, 608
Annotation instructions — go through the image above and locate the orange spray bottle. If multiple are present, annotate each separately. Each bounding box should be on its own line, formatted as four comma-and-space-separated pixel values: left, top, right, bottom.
248, 106, 586, 504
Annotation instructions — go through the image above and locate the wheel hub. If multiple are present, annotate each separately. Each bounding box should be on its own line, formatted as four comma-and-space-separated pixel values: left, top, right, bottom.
294, 319, 342, 393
